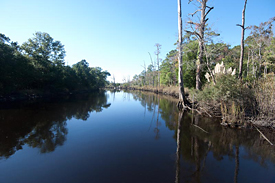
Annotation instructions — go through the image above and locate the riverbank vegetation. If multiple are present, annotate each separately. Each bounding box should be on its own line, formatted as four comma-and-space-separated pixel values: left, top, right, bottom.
0, 32, 110, 99
119, 15, 275, 128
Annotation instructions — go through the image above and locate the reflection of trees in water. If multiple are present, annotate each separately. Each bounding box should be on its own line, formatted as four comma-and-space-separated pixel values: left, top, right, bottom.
130, 90, 275, 182
25, 120, 68, 153
175, 111, 184, 183
0, 91, 110, 159
174, 112, 275, 182
132, 92, 163, 139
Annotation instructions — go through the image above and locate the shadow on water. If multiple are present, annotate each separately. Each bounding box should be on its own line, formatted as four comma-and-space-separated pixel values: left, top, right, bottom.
0, 91, 111, 159
128, 90, 275, 183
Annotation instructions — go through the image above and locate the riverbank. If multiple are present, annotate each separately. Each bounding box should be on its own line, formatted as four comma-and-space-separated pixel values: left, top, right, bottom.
107, 84, 275, 131
0, 88, 100, 102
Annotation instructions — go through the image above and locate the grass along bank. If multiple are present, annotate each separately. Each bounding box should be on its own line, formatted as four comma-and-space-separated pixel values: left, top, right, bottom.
110, 74, 275, 130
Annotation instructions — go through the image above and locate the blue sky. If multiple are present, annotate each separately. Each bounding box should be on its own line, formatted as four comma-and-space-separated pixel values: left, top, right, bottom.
1, 0, 274, 83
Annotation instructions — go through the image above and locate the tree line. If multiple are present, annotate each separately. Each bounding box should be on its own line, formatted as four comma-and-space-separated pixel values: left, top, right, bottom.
0, 32, 110, 95
131, 18, 275, 90
129, 0, 274, 92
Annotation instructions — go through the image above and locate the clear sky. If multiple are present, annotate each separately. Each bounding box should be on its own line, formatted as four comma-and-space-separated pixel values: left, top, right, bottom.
1, 0, 274, 83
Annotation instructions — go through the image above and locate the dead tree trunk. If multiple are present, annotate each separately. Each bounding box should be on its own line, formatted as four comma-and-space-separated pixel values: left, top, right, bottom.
258, 46, 262, 77
237, 0, 248, 80
196, 0, 206, 90
155, 43, 161, 88
247, 50, 250, 77
148, 52, 155, 86
187, 0, 214, 90
141, 61, 147, 86
204, 44, 216, 84
177, 0, 187, 109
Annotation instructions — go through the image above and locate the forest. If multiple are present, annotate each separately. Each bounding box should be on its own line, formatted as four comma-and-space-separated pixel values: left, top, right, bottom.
124, 0, 275, 127
130, 19, 275, 90
0, 32, 110, 97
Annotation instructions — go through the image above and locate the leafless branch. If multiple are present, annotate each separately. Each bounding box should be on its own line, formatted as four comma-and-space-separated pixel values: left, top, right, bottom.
185, 30, 201, 39
236, 24, 244, 28
192, 124, 209, 133
187, 21, 197, 25
205, 6, 214, 18
253, 124, 273, 145
199, 107, 212, 117
189, 9, 202, 17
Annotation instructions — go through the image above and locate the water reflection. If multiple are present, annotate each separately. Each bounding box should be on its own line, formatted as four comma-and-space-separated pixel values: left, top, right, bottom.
1, 90, 274, 182
129, 90, 275, 182
175, 111, 184, 183
0, 91, 110, 159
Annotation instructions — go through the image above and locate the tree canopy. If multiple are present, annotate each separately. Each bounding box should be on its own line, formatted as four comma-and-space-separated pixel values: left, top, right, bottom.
0, 32, 110, 95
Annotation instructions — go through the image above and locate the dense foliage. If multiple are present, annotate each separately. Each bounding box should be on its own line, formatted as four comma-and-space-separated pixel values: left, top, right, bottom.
127, 17, 275, 125
129, 17, 275, 90
0, 32, 110, 95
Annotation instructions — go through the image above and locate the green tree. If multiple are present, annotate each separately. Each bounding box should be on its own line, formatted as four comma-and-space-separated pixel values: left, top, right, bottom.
248, 17, 275, 77
21, 32, 65, 66
160, 50, 177, 86
263, 37, 275, 72
0, 34, 36, 94
182, 40, 198, 88
21, 32, 66, 89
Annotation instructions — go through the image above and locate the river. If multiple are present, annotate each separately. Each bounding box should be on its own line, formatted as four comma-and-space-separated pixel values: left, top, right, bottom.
0, 90, 274, 183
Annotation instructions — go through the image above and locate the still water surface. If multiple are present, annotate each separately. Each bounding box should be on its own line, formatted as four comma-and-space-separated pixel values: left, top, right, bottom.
0, 90, 274, 183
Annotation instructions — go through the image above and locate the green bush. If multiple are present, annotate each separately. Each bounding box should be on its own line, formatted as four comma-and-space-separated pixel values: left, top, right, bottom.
193, 74, 255, 124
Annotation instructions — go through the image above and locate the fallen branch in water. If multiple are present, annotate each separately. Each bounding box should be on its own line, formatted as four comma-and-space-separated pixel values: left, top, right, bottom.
199, 107, 212, 117
186, 106, 202, 115
192, 124, 209, 134
253, 124, 273, 146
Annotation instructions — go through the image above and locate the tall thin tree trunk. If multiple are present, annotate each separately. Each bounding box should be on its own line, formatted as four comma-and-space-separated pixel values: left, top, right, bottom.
258, 46, 262, 77
188, 0, 213, 90
247, 50, 250, 77
196, 1, 206, 90
143, 61, 146, 86
238, 0, 247, 80
155, 43, 161, 88
205, 44, 216, 84
177, 0, 186, 108
252, 50, 255, 77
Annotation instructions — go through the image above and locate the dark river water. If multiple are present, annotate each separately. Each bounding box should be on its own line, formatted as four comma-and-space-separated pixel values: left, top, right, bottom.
0, 90, 274, 183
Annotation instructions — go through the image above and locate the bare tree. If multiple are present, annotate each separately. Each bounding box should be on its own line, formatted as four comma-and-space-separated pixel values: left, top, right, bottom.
155, 43, 162, 88
237, 0, 248, 80
127, 75, 131, 86
141, 61, 147, 86
148, 52, 156, 87
112, 74, 116, 86
177, 0, 188, 109
122, 76, 126, 84
187, 0, 214, 90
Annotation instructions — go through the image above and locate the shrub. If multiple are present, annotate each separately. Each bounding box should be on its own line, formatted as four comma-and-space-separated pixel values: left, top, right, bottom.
254, 73, 275, 120
193, 74, 255, 125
